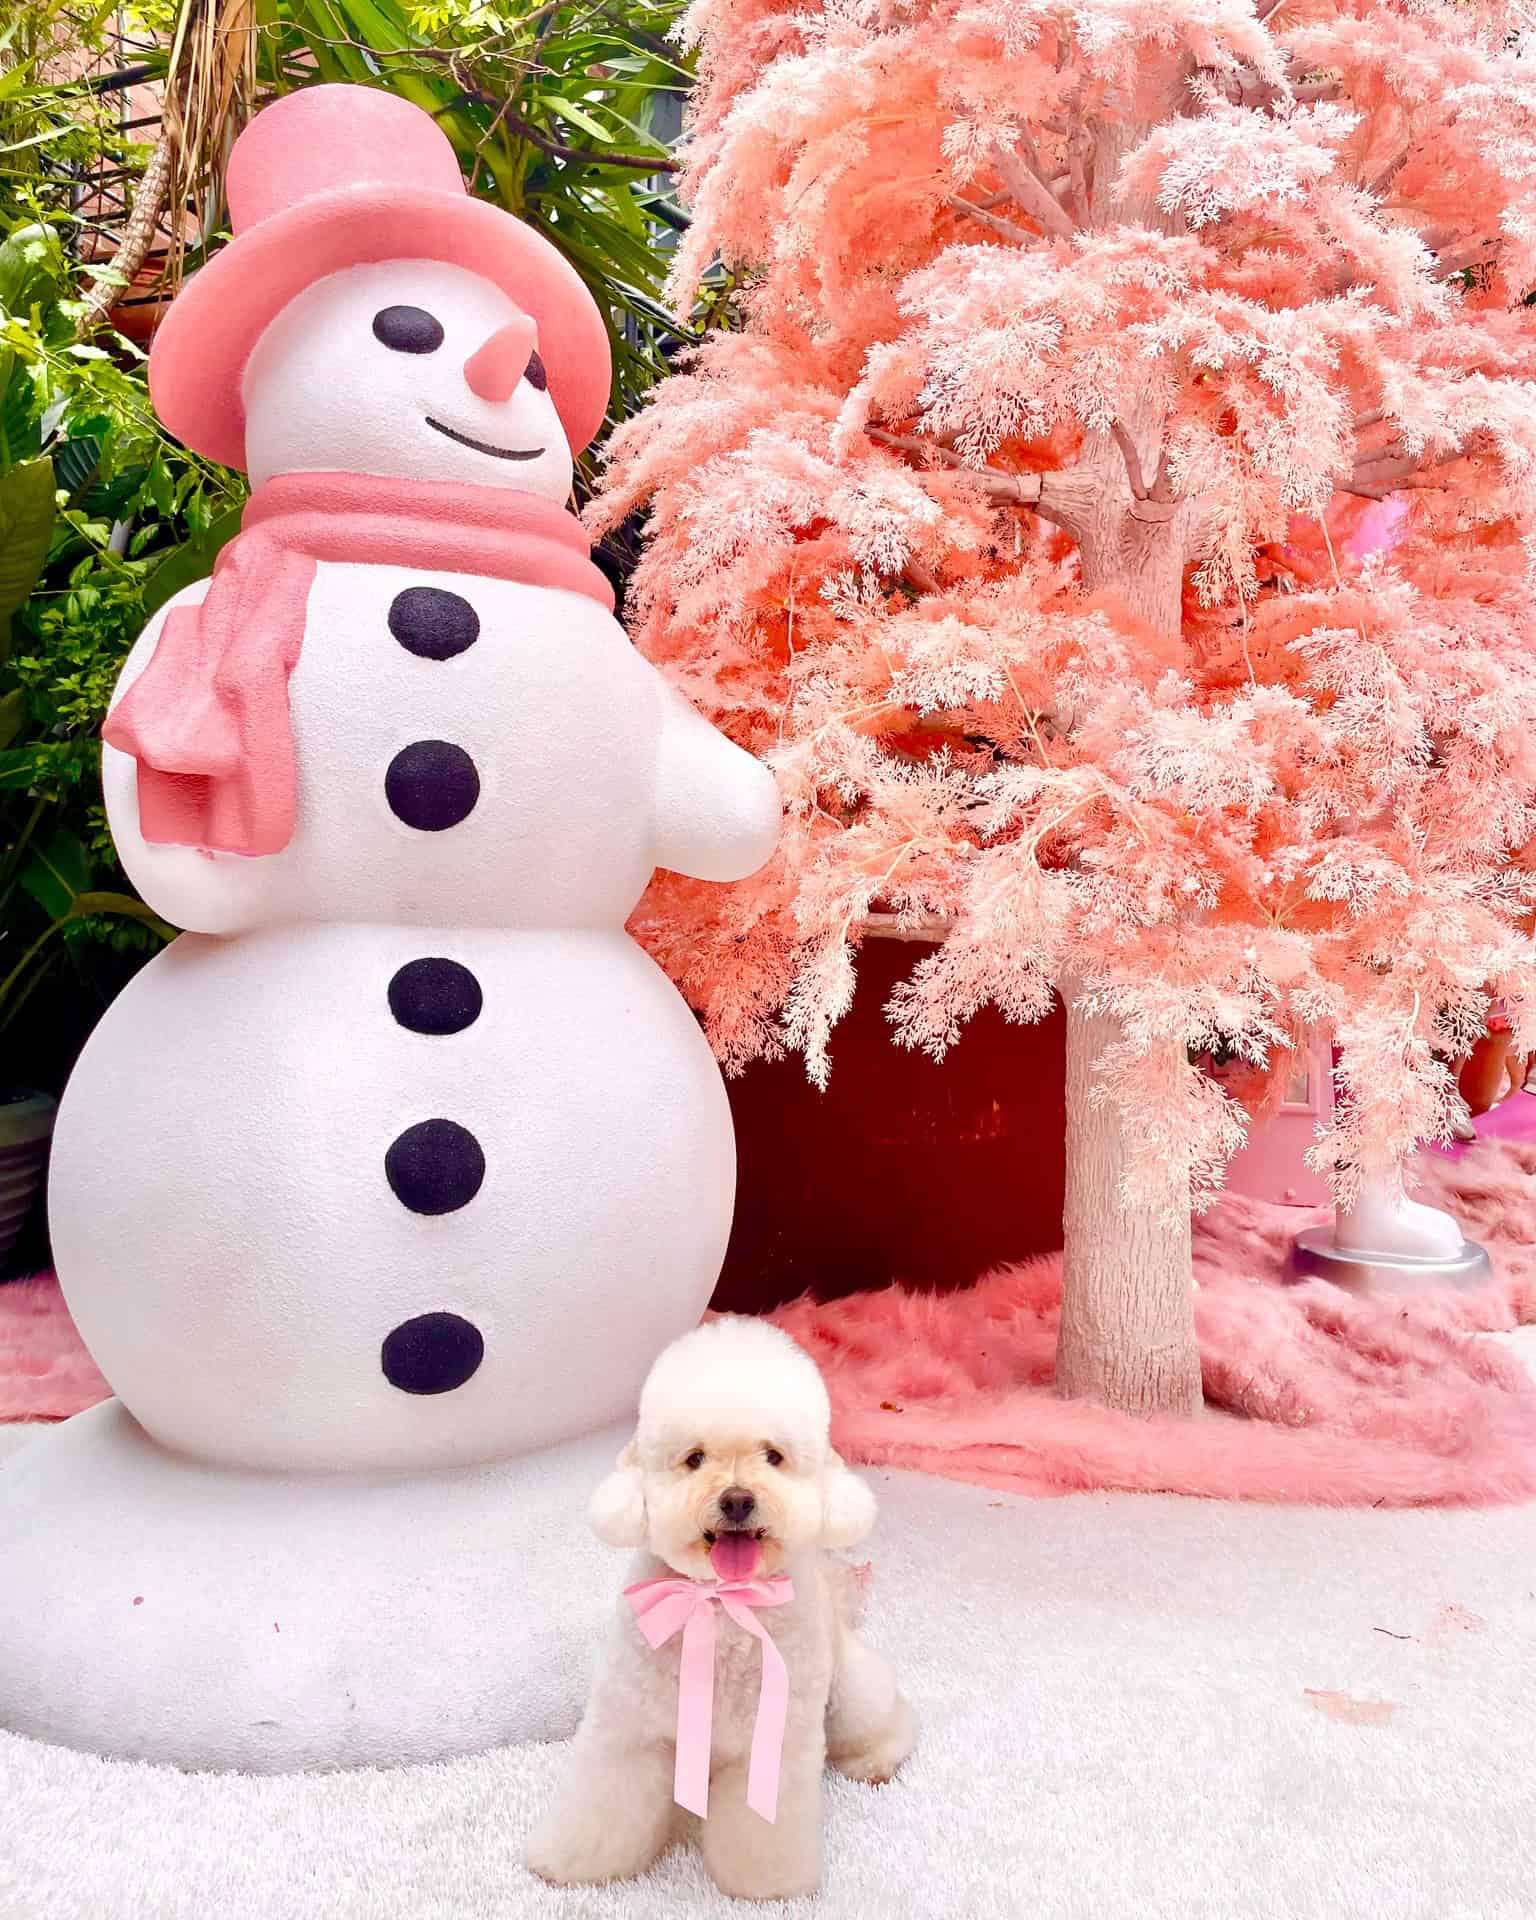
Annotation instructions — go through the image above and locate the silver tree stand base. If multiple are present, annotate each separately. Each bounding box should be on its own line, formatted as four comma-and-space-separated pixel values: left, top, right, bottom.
1288, 1226, 1493, 1296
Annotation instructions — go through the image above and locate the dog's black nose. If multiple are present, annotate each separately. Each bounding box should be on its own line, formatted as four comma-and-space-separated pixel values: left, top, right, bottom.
718, 1487, 756, 1526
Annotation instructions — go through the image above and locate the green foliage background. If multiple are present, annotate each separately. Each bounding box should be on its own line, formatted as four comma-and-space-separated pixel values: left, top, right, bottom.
0, 28, 240, 1095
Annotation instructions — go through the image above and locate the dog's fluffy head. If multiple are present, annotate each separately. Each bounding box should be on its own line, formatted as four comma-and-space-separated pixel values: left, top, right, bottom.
589, 1318, 875, 1579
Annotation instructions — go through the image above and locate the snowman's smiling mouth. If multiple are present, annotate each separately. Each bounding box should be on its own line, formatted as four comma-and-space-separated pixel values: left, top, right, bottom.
424, 417, 543, 462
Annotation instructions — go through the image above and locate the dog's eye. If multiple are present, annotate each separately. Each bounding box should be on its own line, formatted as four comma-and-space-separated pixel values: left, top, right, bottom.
764, 1447, 784, 1468
683, 1449, 705, 1471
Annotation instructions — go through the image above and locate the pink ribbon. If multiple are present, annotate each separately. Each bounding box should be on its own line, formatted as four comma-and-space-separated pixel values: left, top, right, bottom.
624, 1572, 794, 1824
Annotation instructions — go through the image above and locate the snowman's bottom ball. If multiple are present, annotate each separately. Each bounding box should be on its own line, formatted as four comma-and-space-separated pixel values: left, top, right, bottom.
0, 1403, 620, 1769
48, 926, 735, 1471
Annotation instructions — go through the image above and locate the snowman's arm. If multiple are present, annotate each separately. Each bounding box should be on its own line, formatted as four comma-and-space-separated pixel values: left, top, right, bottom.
651, 683, 781, 883
102, 580, 276, 936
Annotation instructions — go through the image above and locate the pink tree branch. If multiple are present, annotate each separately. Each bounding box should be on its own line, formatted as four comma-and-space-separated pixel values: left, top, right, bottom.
1339, 444, 1455, 499
1014, 119, 1048, 180
1365, 151, 1409, 198
860, 912, 954, 943
1433, 239, 1499, 280
871, 428, 1082, 526
1066, 127, 1091, 224
1110, 421, 1151, 500
1352, 441, 1410, 474
990, 142, 1077, 240
868, 426, 1049, 510
1198, 64, 1340, 111
1338, 476, 1450, 501
947, 195, 1038, 247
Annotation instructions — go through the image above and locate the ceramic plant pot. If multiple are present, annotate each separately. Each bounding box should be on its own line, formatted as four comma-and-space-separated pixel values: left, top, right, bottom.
0, 1090, 56, 1272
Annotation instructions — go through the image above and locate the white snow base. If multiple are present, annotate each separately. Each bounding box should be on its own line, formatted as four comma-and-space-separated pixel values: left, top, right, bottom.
2, 1362, 1534, 1920
0, 1402, 619, 1770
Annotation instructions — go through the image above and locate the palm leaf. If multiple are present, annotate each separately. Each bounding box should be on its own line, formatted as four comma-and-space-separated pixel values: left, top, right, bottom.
0, 456, 54, 660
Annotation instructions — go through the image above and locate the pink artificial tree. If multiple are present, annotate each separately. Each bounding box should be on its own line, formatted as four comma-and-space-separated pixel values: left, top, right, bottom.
594, 0, 1536, 1414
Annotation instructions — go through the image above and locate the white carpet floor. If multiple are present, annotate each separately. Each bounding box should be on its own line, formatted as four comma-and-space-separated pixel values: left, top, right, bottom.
3, 1353, 1535, 1920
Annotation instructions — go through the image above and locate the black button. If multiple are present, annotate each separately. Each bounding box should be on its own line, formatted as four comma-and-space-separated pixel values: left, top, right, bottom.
385, 1118, 485, 1214
381, 1312, 484, 1394
387, 587, 480, 661
385, 740, 479, 831
388, 958, 483, 1035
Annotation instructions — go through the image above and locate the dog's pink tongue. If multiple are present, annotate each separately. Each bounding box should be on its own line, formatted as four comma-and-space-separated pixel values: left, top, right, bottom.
709, 1533, 760, 1581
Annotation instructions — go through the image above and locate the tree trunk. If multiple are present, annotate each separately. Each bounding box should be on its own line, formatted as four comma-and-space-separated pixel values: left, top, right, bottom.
77, 129, 175, 339
1044, 394, 1206, 1415
1056, 995, 1202, 1416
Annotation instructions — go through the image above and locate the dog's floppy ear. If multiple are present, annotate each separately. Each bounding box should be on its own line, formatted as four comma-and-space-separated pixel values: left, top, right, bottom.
589, 1437, 646, 1547
819, 1448, 876, 1548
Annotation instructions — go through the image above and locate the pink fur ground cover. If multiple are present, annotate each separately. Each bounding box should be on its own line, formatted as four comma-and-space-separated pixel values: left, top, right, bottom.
6, 1137, 1536, 1502
768, 1140, 1536, 1507
0, 1275, 108, 1421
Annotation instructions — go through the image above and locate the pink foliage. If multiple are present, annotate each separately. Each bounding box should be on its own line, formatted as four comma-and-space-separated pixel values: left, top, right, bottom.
596, 0, 1536, 1211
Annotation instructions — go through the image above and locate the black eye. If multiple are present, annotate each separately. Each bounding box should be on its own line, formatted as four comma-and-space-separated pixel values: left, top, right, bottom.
372, 306, 444, 354
524, 349, 548, 391
765, 1447, 784, 1468
684, 1449, 705, 1471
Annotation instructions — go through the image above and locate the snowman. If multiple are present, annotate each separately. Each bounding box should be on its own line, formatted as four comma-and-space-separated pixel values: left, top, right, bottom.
0, 84, 779, 1769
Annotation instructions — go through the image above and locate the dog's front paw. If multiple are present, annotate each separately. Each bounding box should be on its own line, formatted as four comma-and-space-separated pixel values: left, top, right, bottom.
524, 1810, 598, 1888
830, 1691, 917, 1786
526, 1812, 629, 1887
526, 1796, 671, 1888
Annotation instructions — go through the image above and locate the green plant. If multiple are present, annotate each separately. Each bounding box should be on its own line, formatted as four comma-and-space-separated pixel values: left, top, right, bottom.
0, 30, 244, 1077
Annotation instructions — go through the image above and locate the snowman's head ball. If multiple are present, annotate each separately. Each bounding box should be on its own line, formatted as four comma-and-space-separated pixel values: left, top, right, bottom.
242, 259, 574, 501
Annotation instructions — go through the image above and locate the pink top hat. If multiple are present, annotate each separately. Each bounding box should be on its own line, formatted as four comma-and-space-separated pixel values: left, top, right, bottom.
149, 85, 612, 470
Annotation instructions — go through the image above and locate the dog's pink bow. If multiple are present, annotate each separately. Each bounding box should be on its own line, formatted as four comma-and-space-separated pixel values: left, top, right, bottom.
623, 1572, 794, 1824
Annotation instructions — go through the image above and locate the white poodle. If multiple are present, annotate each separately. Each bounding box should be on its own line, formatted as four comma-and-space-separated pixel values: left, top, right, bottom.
526, 1316, 916, 1900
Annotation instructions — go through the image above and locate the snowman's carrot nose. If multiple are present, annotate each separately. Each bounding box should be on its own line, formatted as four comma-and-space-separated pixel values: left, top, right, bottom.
463, 316, 538, 402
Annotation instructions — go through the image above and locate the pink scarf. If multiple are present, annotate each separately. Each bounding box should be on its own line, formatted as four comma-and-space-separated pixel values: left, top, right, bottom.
104, 471, 614, 857
625, 1571, 795, 1824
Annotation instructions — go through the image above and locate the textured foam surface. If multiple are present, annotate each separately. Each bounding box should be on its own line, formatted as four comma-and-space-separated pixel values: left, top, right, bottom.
0, 1405, 622, 1771
46, 926, 742, 1475
0, 1406, 1532, 1920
